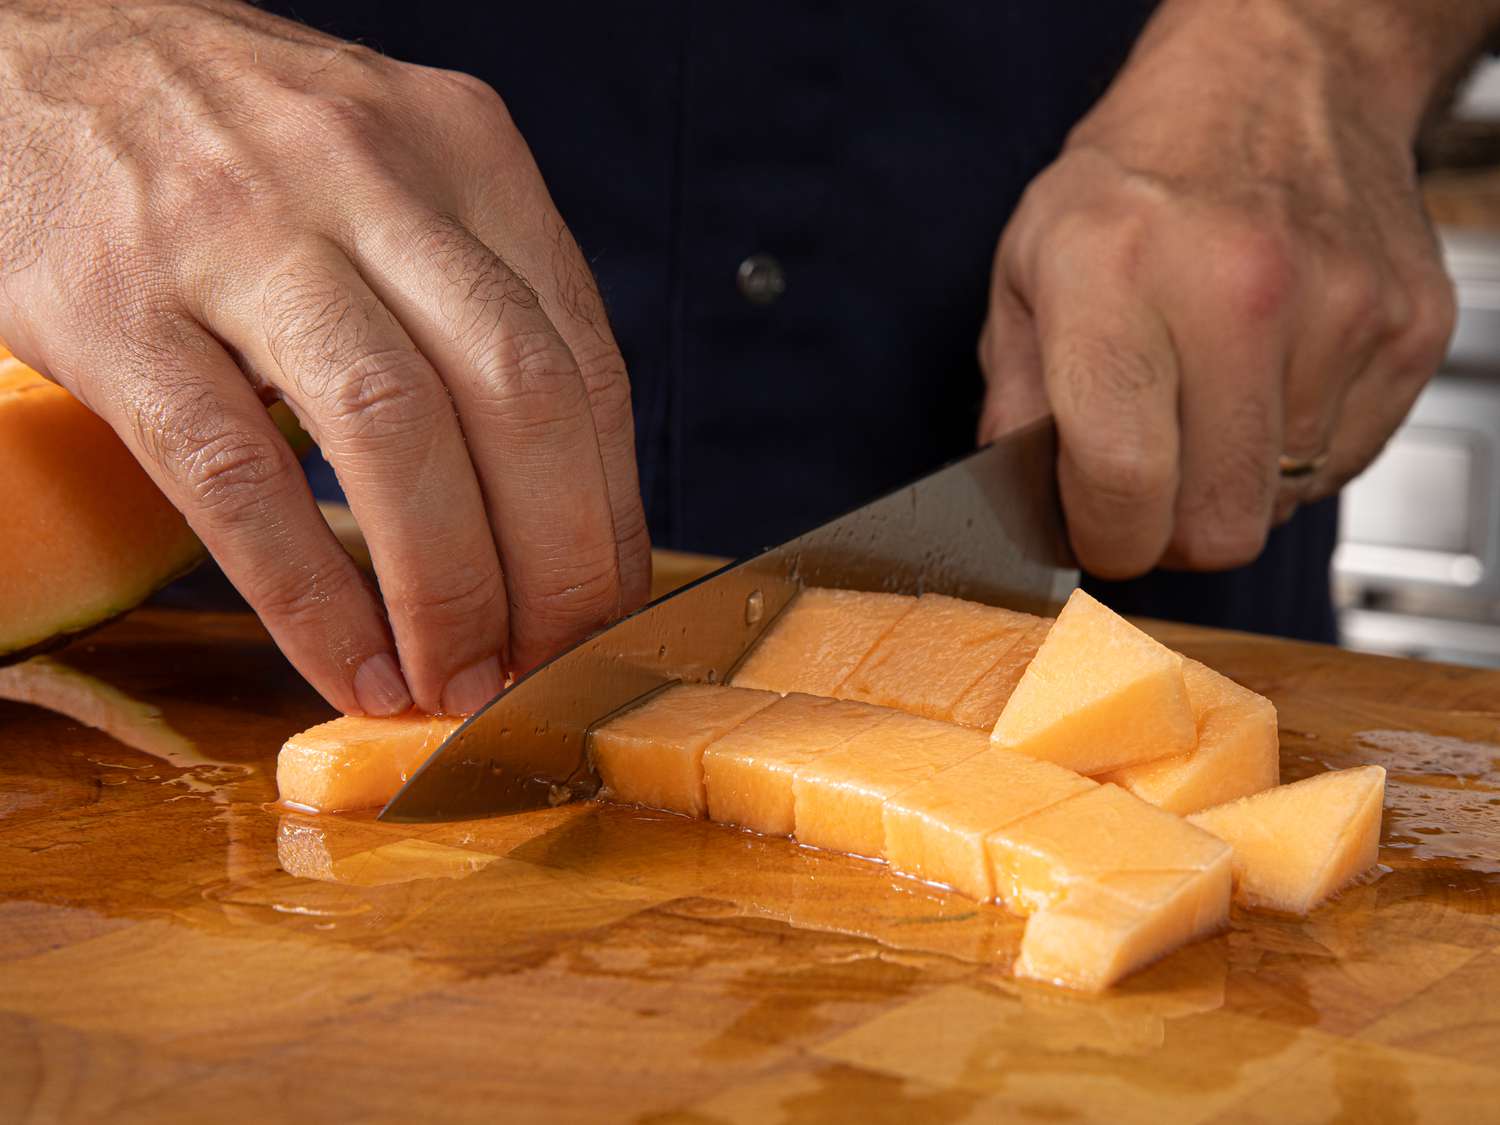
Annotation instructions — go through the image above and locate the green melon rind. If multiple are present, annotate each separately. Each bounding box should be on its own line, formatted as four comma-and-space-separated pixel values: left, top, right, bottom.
0, 545, 205, 666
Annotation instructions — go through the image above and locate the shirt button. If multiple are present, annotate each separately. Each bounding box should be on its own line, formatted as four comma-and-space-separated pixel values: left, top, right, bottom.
736, 253, 787, 306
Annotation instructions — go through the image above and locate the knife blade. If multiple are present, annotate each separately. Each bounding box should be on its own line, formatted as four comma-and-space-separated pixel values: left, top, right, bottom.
379, 417, 1076, 823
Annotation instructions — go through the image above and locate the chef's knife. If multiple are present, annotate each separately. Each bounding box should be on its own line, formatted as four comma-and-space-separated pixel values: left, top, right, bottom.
379, 417, 1076, 823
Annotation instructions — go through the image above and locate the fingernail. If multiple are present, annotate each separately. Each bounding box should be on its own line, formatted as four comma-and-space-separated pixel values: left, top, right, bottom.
353, 653, 413, 717
442, 655, 504, 715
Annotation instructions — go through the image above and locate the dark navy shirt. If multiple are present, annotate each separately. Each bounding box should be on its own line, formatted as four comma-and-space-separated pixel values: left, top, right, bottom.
275, 1, 1338, 642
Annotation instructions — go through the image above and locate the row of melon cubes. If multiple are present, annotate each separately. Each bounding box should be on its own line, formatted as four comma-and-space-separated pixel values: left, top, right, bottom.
586, 587, 1385, 990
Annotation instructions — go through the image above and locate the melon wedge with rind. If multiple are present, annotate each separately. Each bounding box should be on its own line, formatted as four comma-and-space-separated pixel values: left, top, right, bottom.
0, 358, 203, 662
1187, 764, 1386, 914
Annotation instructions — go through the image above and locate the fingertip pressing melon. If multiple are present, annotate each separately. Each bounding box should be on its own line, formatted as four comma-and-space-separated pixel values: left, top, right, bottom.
990, 589, 1195, 775
730, 588, 915, 696
1102, 659, 1280, 814
838, 594, 1041, 722
1187, 765, 1386, 914
0, 358, 203, 662
702, 693, 890, 836
588, 684, 779, 817
277, 713, 465, 813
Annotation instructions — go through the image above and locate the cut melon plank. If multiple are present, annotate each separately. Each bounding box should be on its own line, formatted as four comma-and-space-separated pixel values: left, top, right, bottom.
882, 748, 1097, 900
985, 782, 1231, 916
277, 714, 464, 813
1187, 765, 1386, 914
702, 693, 892, 835
990, 588, 1195, 775
731, 588, 915, 697
589, 684, 779, 817
838, 594, 1041, 722
1101, 659, 1280, 814
791, 711, 990, 858
949, 617, 1052, 730
1016, 869, 1231, 992
0, 358, 203, 661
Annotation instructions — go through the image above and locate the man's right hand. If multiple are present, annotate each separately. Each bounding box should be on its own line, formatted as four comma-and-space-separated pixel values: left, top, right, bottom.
0, 0, 651, 716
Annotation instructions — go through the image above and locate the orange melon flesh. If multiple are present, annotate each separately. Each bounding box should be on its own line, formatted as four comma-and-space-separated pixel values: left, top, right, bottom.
791, 711, 989, 858
985, 782, 1231, 916
839, 594, 1041, 722
1100, 659, 1280, 814
990, 589, 1195, 775
0, 358, 203, 660
730, 588, 915, 696
702, 693, 891, 835
588, 684, 779, 817
948, 617, 1052, 729
1187, 765, 1386, 914
882, 748, 1097, 900
1017, 869, 1231, 992
276, 714, 464, 813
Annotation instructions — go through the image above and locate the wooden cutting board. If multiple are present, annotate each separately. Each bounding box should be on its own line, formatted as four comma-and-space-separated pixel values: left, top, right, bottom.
1, 551, 1497, 1123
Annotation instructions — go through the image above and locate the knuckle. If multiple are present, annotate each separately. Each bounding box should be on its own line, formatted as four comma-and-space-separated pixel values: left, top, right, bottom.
1172, 516, 1269, 572
1054, 333, 1164, 404
1209, 224, 1295, 323
475, 329, 588, 428
319, 350, 441, 442
514, 562, 621, 631
395, 567, 506, 630
177, 430, 293, 522
250, 559, 364, 631
1394, 275, 1457, 372
1069, 439, 1175, 507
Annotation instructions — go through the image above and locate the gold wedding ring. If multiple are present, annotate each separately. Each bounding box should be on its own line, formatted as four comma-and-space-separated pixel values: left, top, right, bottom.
1277, 451, 1329, 479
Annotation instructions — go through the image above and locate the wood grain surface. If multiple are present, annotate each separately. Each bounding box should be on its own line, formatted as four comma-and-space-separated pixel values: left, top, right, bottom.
1, 551, 1497, 1123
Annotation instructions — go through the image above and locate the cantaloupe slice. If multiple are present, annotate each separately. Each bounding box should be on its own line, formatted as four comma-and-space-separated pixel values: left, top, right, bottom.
731, 588, 914, 696
985, 782, 1231, 916
0, 357, 203, 661
702, 693, 891, 835
883, 748, 1096, 900
277, 714, 464, 813
1101, 659, 1280, 814
588, 684, 778, 817
791, 712, 988, 858
990, 589, 1195, 775
839, 594, 1041, 722
948, 617, 1052, 729
1187, 765, 1386, 914
1017, 869, 1230, 992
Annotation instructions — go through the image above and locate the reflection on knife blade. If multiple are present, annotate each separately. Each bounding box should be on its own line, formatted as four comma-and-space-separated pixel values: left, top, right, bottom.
379, 417, 1075, 823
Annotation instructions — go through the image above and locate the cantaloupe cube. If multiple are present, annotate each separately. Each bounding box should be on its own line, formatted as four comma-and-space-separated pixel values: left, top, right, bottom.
985, 783, 1231, 916
990, 589, 1195, 775
702, 693, 892, 835
839, 594, 1040, 722
730, 588, 915, 696
589, 684, 778, 817
277, 714, 464, 813
1187, 765, 1386, 914
792, 712, 989, 858
1101, 659, 1280, 814
882, 749, 1097, 899
1016, 869, 1230, 992
949, 618, 1052, 729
